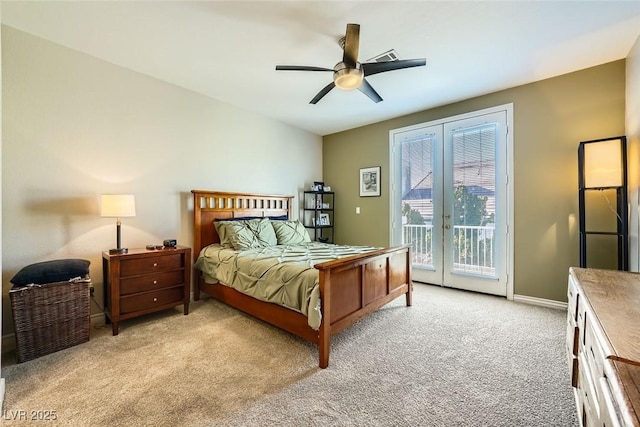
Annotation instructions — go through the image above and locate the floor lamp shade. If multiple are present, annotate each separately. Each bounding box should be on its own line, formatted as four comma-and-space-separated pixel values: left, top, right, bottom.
101, 195, 136, 254
580, 137, 626, 189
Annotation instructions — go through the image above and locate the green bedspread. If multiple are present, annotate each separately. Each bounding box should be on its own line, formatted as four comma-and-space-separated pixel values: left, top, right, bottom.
193, 242, 377, 330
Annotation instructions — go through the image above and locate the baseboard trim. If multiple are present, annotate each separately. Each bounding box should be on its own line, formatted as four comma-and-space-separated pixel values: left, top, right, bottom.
91, 312, 105, 327
514, 294, 567, 310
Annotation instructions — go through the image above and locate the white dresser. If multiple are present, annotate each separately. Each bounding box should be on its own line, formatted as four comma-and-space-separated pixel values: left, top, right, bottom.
567, 267, 640, 427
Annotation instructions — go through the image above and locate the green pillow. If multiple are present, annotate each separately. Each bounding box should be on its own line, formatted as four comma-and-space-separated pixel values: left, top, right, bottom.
214, 221, 235, 248
215, 218, 277, 250
271, 220, 311, 245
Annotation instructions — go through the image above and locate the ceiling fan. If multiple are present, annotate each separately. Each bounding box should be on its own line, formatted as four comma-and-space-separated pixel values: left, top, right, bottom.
276, 23, 426, 104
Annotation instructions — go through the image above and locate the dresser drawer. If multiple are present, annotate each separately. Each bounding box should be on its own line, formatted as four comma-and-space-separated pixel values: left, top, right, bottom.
566, 317, 580, 388
569, 355, 579, 388
584, 313, 606, 374
120, 270, 184, 295
577, 298, 587, 347
599, 375, 623, 427
568, 274, 579, 322
120, 253, 184, 277
120, 287, 184, 314
583, 308, 612, 413
579, 352, 601, 426
567, 315, 579, 356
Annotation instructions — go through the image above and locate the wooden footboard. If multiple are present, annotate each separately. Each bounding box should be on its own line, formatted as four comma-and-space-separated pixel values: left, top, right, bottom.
191, 190, 412, 368
315, 245, 412, 368
195, 246, 411, 368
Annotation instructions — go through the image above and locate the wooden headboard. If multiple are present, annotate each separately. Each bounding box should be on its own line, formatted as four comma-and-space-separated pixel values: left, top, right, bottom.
191, 190, 293, 257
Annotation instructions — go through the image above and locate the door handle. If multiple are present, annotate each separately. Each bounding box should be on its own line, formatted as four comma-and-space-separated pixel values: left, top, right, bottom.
445, 225, 451, 229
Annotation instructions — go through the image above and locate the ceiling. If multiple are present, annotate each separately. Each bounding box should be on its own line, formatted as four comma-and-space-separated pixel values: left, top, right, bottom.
3, 1, 640, 136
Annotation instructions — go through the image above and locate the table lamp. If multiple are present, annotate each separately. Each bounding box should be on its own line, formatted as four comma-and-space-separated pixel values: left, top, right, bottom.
101, 194, 136, 254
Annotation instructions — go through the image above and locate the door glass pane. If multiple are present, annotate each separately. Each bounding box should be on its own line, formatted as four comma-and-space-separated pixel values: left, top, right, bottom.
450, 124, 496, 277
400, 134, 435, 269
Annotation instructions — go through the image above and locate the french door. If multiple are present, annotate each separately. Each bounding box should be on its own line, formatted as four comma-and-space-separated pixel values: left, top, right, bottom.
390, 105, 511, 297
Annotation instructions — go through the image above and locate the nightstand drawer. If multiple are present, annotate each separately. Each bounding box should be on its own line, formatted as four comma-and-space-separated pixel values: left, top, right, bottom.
120, 287, 184, 314
120, 253, 184, 277
120, 270, 184, 295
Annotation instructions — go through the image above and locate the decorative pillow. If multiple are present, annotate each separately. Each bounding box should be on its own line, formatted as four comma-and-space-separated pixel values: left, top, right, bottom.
214, 221, 235, 248
215, 218, 277, 250
10, 259, 91, 287
214, 215, 288, 247
271, 220, 311, 245
243, 218, 277, 248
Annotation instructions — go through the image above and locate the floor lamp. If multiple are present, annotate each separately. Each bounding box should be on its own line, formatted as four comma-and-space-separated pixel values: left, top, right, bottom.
578, 136, 628, 270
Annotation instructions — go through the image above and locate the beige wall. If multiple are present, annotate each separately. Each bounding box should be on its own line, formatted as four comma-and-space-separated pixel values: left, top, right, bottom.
1, 26, 322, 334
627, 34, 640, 271
324, 60, 626, 302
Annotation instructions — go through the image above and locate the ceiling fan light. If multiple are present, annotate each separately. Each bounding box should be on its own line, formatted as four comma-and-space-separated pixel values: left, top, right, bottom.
334, 67, 363, 90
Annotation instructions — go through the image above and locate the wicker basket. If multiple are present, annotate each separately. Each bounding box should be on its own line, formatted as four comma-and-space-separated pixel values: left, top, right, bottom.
9, 279, 90, 363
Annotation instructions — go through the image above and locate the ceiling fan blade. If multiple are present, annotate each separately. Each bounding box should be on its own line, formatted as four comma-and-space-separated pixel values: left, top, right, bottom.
358, 79, 383, 103
342, 23, 360, 67
361, 58, 426, 77
276, 65, 334, 72
310, 82, 336, 104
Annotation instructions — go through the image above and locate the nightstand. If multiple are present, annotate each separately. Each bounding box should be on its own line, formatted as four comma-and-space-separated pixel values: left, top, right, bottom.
102, 246, 191, 335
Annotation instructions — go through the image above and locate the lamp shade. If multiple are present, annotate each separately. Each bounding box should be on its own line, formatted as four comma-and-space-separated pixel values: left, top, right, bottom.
101, 195, 136, 218
582, 138, 624, 188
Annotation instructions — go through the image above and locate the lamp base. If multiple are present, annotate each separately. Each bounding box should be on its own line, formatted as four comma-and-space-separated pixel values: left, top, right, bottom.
109, 248, 128, 255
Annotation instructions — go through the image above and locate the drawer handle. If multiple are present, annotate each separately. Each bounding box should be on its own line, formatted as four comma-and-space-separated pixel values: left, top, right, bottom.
153, 298, 158, 302
153, 262, 158, 267
153, 280, 157, 285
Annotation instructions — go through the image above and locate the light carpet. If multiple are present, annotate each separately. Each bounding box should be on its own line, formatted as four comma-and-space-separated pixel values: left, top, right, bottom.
1, 283, 578, 426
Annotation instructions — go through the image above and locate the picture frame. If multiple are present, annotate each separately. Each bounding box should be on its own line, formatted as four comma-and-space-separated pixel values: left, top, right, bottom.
319, 213, 330, 226
359, 166, 381, 197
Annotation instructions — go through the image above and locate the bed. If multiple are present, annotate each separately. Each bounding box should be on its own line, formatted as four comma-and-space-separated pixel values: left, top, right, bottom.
191, 190, 412, 368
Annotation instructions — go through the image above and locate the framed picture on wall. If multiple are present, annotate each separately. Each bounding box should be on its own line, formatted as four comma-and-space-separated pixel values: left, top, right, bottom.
359, 166, 381, 197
